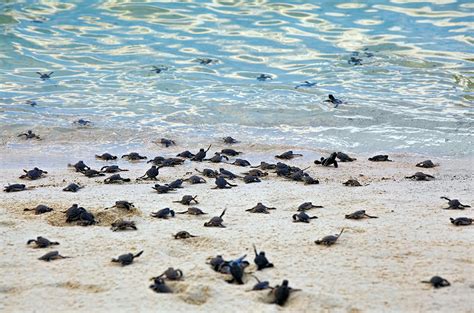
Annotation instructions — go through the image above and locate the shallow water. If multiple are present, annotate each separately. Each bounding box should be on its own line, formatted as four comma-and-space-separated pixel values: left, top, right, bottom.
0, 0, 473, 157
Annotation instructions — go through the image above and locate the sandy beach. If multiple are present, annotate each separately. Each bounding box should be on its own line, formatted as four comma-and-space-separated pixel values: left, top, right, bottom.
0, 143, 472, 313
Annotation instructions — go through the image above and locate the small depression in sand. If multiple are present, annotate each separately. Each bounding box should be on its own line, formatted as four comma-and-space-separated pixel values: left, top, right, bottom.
46, 208, 141, 227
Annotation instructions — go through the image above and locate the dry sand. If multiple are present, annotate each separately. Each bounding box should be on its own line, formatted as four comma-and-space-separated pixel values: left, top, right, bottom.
0, 145, 473, 313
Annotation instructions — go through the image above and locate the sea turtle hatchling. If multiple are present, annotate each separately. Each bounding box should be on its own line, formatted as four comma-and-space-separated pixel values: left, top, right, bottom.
324, 94, 343, 108
220, 149, 241, 156
246, 203, 276, 214
343, 179, 364, 187
27, 236, 59, 248
315, 229, 344, 246
297, 202, 323, 211
450, 217, 472, 226
4, 184, 28, 192
121, 152, 147, 161
416, 160, 437, 168
243, 175, 261, 184
152, 184, 174, 194
106, 201, 135, 211
36, 71, 53, 80
184, 175, 206, 184
253, 244, 274, 270
149, 277, 173, 293
19, 167, 47, 180
111, 219, 137, 231
441, 197, 470, 210
24, 204, 53, 215
421, 276, 450, 288
18, 130, 41, 140
270, 280, 300, 306
176, 207, 207, 215
156, 267, 183, 281
257, 74, 272, 81
232, 159, 251, 167
159, 138, 176, 147
336, 152, 356, 162
63, 183, 83, 192
101, 165, 129, 173
223, 136, 239, 144
173, 231, 198, 239
111, 251, 144, 266
345, 210, 378, 219
82, 169, 105, 178
204, 209, 226, 227
292, 211, 318, 223
173, 195, 198, 205
213, 176, 238, 189
38, 251, 70, 262
95, 153, 117, 161
150, 208, 175, 219
104, 174, 131, 184
368, 155, 392, 162
138, 166, 160, 180
405, 172, 435, 181
275, 151, 302, 160
69, 160, 90, 172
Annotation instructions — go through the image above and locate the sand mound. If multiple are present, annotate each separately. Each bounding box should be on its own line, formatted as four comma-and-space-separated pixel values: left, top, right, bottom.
46, 207, 141, 227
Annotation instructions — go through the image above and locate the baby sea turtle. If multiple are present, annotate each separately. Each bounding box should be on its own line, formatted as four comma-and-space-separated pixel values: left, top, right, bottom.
121, 152, 147, 161
221, 149, 241, 156
294, 81, 316, 89
243, 175, 261, 184
149, 277, 173, 293
151, 65, 168, 73
232, 159, 251, 167
20, 167, 47, 180
63, 183, 83, 192
242, 169, 267, 177
177, 207, 207, 215
248, 276, 271, 291
336, 152, 356, 162
441, 197, 470, 210
4, 184, 27, 192
177, 150, 195, 158
160, 138, 176, 147
196, 58, 218, 65
26, 100, 37, 107
138, 166, 160, 180
257, 74, 272, 81
206, 152, 229, 163
18, 130, 41, 140
111, 219, 137, 231
302, 175, 319, 185
292, 211, 318, 223
173, 195, 198, 205
151, 208, 175, 219
297, 202, 323, 211
270, 280, 300, 306
101, 165, 128, 173
345, 210, 378, 219
73, 119, 92, 126
348, 56, 362, 65
38, 251, 70, 262
24, 204, 53, 215
253, 244, 274, 270
405, 172, 435, 181
166, 179, 184, 189
157, 267, 183, 281
36, 71, 53, 80
314, 152, 338, 168
450, 217, 472, 226
185, 175, 206, 184
64, 204, 96, 226
315, 229, 344, 246
204, 209, 226, 227
191, 145, 212, 162
95, 153, 117, 161
275, 151, 303, 160
421, 276, 450, 288
213, 176, 238, 189
111, 251, 144, 266
343, 179, 364, 187
368, 155, 392, 162
219, 168, 240, 179
196, 168, 219, 178
251, 161, 276, 170
27, 236, 59, 248
104, 174, 131, 184
82, 169, 105, 178
69, 160, 90, 172
324, 94, 343, 108
106, 201, 135, 210
227, 256, 247, 285
152, 184, 174, 193
416, 160, 437, 168
223, 136, 239, 144
246, 203, 276, 214
174, 231, 198, 239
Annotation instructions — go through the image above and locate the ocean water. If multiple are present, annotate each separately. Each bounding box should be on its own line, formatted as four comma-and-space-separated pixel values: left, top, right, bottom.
0, 0, 473, 157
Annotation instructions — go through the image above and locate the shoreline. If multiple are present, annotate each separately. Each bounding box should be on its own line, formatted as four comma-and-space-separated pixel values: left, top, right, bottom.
1, 146, 473, 312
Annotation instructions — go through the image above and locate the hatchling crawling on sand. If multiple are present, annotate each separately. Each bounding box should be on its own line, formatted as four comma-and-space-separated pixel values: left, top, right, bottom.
101, 165, 128, 173
251, 162, 276, 170
219, 168, 240, 179
196, 168, 219, 178
405, 172, 435, 181
270, 280, 300, 306
95, 153, 117, 160
18, 130, 41, 140
336, 152, 356, 162
104, 174, 131, 184
24, 204, 53, 215
206, 153, 229, 163
149, 277, 173, 293
232, 159, 251, 167
152, 184, 174, 194
204, 209, 226, 227
253, 244, 274, 270
111, 219, 137, 231
4, 184, 28, 192
111, 251, 143, 266
156, 267, 183, 281
221, 149, 241, 156
213, 176, 238, 189
106, 201, 135, 210
191, 145, 211, 162
422, 276, 450, 288
173, 195, 198, 205
151, 208, 175, 219
242, 169, 267, 177
38, 251, 70, 262
302, 175, 319, 185
82, 169, 105, 178
314, 152, 338, 168
176, 150, 195, 158
248, 276, 271, 291
343, 179, 364, 187
177, 207, 207, 215
315, 229, 344, 246
159, 138, 176, 147
246, 203, 276, 214
297, 202, 323, 211
121, 152, 147, 161
166, 179, 184, 189
416, 160, 437, 168
368, 155, 392, 162
20, 167, 47, 180
185, 175, 207, 184
64, 204, 96, 226
138, 166, 160, 180
27, 236, 59, 248
292, 211, 318, 223
441, 197, 470, 210
174, 231, 198, 239
345, 210, 378, 219
69, 160, 90, 172
275, 151, 302, 160
243, 175, 261, 184
223, 136, 239, 144
63, 183, 83, 192
450, 217, 472, 226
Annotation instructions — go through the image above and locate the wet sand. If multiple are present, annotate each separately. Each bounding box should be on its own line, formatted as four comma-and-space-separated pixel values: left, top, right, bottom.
0, 145, 473, 312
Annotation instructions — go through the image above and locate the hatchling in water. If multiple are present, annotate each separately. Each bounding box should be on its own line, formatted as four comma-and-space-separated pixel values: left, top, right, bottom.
294, 81, 316, 89
82, 169, 105, 178
221, 149, 241, 156
275, 151, 303, 160
4, 184, 27, 192
63, 183, 83, 192
36, 71, 53, 80
441, 197, 470, 210
111, 219, 137, 231
185, 175, 206, 184
246, 203, 276, 214
204, 209, 226, 227
177, 207, 207, 215
292, 211, 318, 223
151, 65, 168, 73
450, 217, 472, 226
27, 236, 59, 248
173, 195, 198, 205
421, 276, 450, 288
243, 175, 261, 184
196, 168, 219, 178
345, 210, 378, 219
324, 94, 343, 108
152, 184, 174, 194
253, 244, 274, 270
174, 231, 198, 239
69, 160, 90, 172
151, 208, 175, 219
111, 251, 143, 266
196, 58, 218, 65
160, 138, 176, 147
297, 202, 323, 211
416, 160, 436, 168
343, 179, 363, 187
257, 74, 272, 81
18, 130, 41, 140
121, 152, 147, 161
336, 152, 356, 162
24, 204, 53, 215
138, 165, 160, 180
157, 267, 183, 280
73, 119, 92, 126
232, 159, 251, 167
20, 167, 47, 180
149, 277, 173, 293
101, 165, 128, 173
223, 136, 239, 144
176, 150, 195, 158
405, 172, 435, 181
95, 153, 117, 161
104, 174, 131, 184
315, 229, 344, 246
368, 155, 392, 162
38, 251, 70, 262
191, 145, 211, 162
107, 201, 135, 210
213, 176, 238, 189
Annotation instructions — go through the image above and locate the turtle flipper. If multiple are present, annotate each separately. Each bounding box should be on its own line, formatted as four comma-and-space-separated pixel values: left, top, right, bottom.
134, 250, 144, 258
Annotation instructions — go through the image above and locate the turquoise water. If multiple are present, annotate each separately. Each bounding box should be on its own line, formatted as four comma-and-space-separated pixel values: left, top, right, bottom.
0, 0, 473, 156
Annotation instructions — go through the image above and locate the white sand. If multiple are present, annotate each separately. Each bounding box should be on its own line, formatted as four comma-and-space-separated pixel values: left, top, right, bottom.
0, 145, 473, 312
